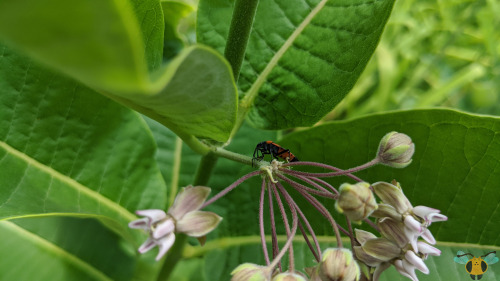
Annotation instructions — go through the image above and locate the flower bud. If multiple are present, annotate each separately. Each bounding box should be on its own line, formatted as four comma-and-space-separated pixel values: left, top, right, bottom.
354, 229, 377, 245
372, 182, 412, 214
354, 246, 385, 267
378, 217, 408, 248
370, 203, 401, 221
231, 263, 271, 281
272, 272, 307, 281
377, 132, 415, 168
335, 182, 378, 222
319, 248, 360, 281
360, 238, 401, 262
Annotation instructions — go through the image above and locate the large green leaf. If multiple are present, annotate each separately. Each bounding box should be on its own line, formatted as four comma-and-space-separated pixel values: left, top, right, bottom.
0, 45, 166, 245
0, 0, 237, 142
198, 0, 395, 129
281, 109, 500, 246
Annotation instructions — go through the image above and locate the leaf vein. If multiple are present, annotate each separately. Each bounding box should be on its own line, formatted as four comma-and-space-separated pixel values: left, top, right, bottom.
242, 0, 328, 107
0, 141, 135, 221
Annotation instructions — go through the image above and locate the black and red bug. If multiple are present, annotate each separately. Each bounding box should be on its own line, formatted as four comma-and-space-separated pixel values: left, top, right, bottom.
252, 141, 299, 165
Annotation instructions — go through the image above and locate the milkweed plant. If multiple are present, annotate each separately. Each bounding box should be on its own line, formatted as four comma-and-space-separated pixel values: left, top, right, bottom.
0, 0, 497, 281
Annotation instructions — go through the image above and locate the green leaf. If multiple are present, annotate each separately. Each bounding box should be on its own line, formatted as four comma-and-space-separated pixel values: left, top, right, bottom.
0, 45, 166, 244
0, 217, 159, 281
0, 0, 237, 142
280, 109, 500, 245
198, 0, 395, 129
0, 220, 115, 281
0, 0, 150, 92
111, 46, 237, 143
277, 109, 500, 280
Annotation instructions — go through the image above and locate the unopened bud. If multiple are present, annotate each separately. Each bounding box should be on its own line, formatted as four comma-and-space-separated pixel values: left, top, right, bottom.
335, 182, 378, 222
377, 132, 415, 168
372, 182, 412, 214
378, 217, 408, 248
370, 203, 401, 220
360, 238, 401, 262
354, 229, 377, 246
354, 246, 385, 267
231, 263, 271, 281
319, 248, 360, 281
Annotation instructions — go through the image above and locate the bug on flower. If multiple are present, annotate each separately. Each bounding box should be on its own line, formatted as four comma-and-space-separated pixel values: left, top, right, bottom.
252, 141, 299, 166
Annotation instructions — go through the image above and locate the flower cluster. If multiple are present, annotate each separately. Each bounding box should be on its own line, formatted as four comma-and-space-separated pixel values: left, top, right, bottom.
353, 181, 447, 281
127, 132, 446, 281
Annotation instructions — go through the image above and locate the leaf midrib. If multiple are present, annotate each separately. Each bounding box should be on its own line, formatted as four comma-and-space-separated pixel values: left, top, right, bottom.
0, 141, 136, 221
0, 221, 114, 281
240, 0, 328, 108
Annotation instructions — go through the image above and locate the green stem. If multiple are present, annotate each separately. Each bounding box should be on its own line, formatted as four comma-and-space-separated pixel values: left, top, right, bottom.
168, 137, 183, 208
157, 234, 187, 281
193, 152, 219, 186
213, 147, 254, 166
224, 0, 260, 81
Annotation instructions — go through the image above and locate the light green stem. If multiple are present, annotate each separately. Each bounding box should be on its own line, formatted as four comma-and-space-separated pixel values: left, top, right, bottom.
168, 137, 183, 208
213, 147, 254, 166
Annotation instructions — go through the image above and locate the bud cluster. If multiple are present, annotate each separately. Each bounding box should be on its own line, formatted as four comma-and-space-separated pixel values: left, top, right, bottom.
353, 181, 446, 281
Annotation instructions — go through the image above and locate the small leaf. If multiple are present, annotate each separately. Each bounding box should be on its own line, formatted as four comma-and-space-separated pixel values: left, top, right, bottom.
198, 0, 396, 129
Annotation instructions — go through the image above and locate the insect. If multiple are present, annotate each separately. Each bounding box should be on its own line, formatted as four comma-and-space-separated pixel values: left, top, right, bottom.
454, 251, 498, 280
252, 141, 299, 165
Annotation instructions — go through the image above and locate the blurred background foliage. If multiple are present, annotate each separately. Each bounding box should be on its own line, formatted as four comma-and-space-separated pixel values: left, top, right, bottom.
327, 0, 500, 120
174, 0, 500, 121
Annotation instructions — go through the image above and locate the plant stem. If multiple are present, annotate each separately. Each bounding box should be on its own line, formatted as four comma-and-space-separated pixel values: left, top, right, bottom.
224, 0, 260, 81
193, 152, 218, 186
272, 182, 294, 272
260, 178, 271, 265
157, 234, 187, 281
201, 170, 260, 208
168, 137, 183, 207
268, 182, 280, 266
213, 147, 254, 166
